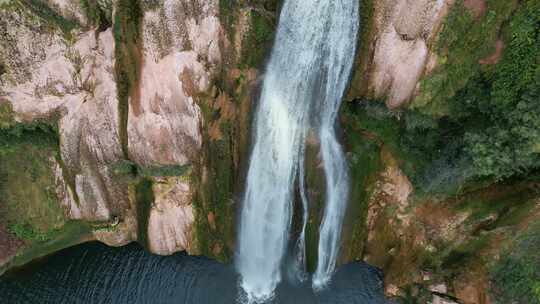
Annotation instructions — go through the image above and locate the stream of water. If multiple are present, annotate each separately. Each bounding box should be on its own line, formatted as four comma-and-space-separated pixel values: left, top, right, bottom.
237, 0, 359, 302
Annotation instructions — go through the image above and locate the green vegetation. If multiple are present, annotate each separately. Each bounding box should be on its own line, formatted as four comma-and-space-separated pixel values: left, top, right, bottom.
341, 100, 471, 196
0, 120, 66, 242
113, 0, 142, 158
0, 112, 97, 276
8, 223, 55, 242
491, 221, 540, 304
135, 178, 154, 249
396, 285, 434, 304
111, 160, 190, 179
327, 103, 385, 262
80, 0, 112, 30
191, 60, 256, 261
411, 181, 540, 279
352, 0, 540, 190
242, 0, 280, 68
8, 221, 92, 270
359, 0, 374, 57
450, 0, 540, 179
218, 0, 236, 34
242, 10, 275, 68
110, 160, 139, 179
0, 103, 15, 129
413, 0, 518, 114
440, 234, 491, 270
191, 68, 257, 261
16, 0, 79, 38
0, 115, 95, 272
454, 182, 539, 228
193, 125, 236, 262
191, 1, 282, 260
218, 0, 279, 68
139, 164, 190, 178
347, 0, 374, 98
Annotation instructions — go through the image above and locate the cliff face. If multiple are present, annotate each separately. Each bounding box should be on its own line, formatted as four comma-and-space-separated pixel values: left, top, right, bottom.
349, 0, 454, 108
1, 0, 539, 303
343, 0, 540, 303
1, 1, 134, 247
0, 0, 278, 269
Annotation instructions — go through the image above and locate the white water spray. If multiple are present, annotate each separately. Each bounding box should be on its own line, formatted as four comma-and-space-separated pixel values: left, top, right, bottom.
236, 0, 359, 302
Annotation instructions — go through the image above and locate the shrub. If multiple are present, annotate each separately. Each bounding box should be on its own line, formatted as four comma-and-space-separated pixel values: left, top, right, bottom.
19, 0, 79, 37
413, 0, 516, 112
491, 221, 540, 304
80, 0, 112, 30
0, 102, 15, 130
8, 222, 51, 242
139, 164, 190, 178
450, 0, 540, 180
242, 9, 276, 68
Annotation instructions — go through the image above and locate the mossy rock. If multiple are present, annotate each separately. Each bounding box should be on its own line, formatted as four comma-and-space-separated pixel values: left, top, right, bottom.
0, 123, 65, 242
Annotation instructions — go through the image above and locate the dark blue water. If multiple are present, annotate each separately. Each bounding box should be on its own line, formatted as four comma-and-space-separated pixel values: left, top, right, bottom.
0, 242, 388, 304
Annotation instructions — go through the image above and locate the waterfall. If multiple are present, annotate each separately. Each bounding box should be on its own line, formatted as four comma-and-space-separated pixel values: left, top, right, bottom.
236, 0, 359, 302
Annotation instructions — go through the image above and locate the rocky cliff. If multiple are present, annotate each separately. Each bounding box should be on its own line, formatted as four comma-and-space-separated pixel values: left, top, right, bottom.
1, 0, 539, 303
342, 0, 540, 303
0, 0, 278, 269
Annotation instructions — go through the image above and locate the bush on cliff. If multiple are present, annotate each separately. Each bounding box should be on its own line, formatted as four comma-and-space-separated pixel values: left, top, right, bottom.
491, 221, 540, 304
449, 0, 540, 180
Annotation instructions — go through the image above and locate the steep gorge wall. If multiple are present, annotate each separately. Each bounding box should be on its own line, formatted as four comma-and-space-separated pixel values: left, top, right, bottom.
349, 0, 454, 108
343, 0, 540, 303
0, 1, 538, 304
0, 0, 280, 271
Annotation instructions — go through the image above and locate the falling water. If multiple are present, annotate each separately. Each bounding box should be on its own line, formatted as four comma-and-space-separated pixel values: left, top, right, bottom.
236, 0, 359, 302
311, 0, 359, 287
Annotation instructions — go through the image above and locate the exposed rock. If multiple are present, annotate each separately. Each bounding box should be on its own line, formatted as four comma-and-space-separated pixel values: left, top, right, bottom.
381, 159, 413, 208
1, 5, 132, 245
432, 295, 459, 304
0, 0, 272, 273
362, 144, 540, 302
128, 0, 224, 256
385, 284, 400, 297
45, 0, 87, 25
454, 273, 493, 304
416, 203, 469, 243
0, 0, 266, 267
147, 177, 195, 255
0, 4, 73, 112
93, 213, 137, 248
53, 158, 80, 219
233, 8, 252, 62
429, 283, 448, 294
366, 148, 413, 243
128, 0, 221, 167
208, 91, 235, 140
350, 0, 454, 108
207, 211, 216, 230
59, 29, 129, 227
